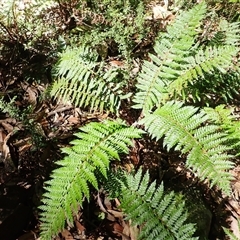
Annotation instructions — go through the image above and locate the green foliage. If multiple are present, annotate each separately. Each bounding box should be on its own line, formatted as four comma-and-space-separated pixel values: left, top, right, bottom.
38, 1, 239, 239
50, 46, 131, 113
120, 169, 198, 240
39, 120, 143, 239
0, 0, 62, 68
132, 2, 239, 110
140, 101, 234, 194
69, 0, 147, 61
204, 105, 240, 150
132, 2, 207, 111
0, 97, 20, 119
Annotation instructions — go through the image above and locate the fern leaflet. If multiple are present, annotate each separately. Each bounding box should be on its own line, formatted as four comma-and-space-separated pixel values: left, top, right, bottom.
39, 120, 144, 239
168, 45, 238, 97
140, 101, 234, 194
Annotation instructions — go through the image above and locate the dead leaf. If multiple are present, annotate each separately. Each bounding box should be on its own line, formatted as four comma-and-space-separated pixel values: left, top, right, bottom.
107, 209, 124, 219
152, 5, 173, 20
67, 116, 79, 124
61, 229, 74, 240
227, 215, 240, 239
75, 219, 85, 234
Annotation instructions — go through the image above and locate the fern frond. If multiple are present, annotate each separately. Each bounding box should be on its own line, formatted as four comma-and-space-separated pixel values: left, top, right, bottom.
132, 2, 207, 112
140, 101, 234, 194
204, 105, 240, 150
50, 46, 129, 114
210, 19, 240, 47
168, 45, 238, 96
39, 120, 144, 239
120, 169, 198, 240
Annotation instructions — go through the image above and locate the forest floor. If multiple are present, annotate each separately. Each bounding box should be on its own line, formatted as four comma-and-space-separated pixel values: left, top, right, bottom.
0, 1, 240, 240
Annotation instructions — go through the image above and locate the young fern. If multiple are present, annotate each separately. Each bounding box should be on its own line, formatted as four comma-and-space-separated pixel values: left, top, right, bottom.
140, 101, 234, 194
50, 46, 130, 114
39, 120, 144, 239
38, 2, 240, 239
120, 169, 198, 240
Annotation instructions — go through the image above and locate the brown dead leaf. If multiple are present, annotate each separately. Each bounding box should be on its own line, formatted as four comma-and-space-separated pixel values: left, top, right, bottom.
67, 116, 79, 124
106, 221, 124, 237
227, 215, 240, 239
21, 82, 38, 106
107, 209, 124, 219
109, 60, 125, 67
152, 5, 173, 20
61, 229, 74, 240
1, 121, 14, 132
75, 219, 86, 234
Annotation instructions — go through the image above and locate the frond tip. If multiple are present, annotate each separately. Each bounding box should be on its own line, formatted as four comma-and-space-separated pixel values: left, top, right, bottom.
140, 101, 234, 194
39, 120, 144, 240
120, 169, 198, 240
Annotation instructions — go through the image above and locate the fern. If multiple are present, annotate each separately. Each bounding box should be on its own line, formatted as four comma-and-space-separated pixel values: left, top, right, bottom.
132, 2, 207, 112
39, 120, 144, 239
140, 101, 234, 194
132, 2, 239, 110
50, 46, 130, 114
119, 169, 198, 240
204, 105, 240, 150
209, 19, 240, 47
38, 2, 240, 239
168, 45, 238, 98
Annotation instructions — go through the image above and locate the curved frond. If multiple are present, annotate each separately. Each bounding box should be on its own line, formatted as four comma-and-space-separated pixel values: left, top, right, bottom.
140, 101, 234, 194
120, 169, 198, 240
132, 2, 207, 112
39, 120, 144, 240
50, 46, 129, 114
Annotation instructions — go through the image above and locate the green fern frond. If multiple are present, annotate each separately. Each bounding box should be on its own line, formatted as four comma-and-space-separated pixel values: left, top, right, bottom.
168, 45, 238, 96
120, 169, 198, 240
140, 101, 234, 194
39, 120, 144, 239
50, 46, 129, 114
204, 105, 240, 150
132, 2, 207, 112
210, 19, 240, 47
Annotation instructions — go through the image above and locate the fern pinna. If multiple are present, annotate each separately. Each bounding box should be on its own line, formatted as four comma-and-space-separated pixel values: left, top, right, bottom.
120, 169, 198, 240
140, 101, 234, 194
39, 120, 144, 239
